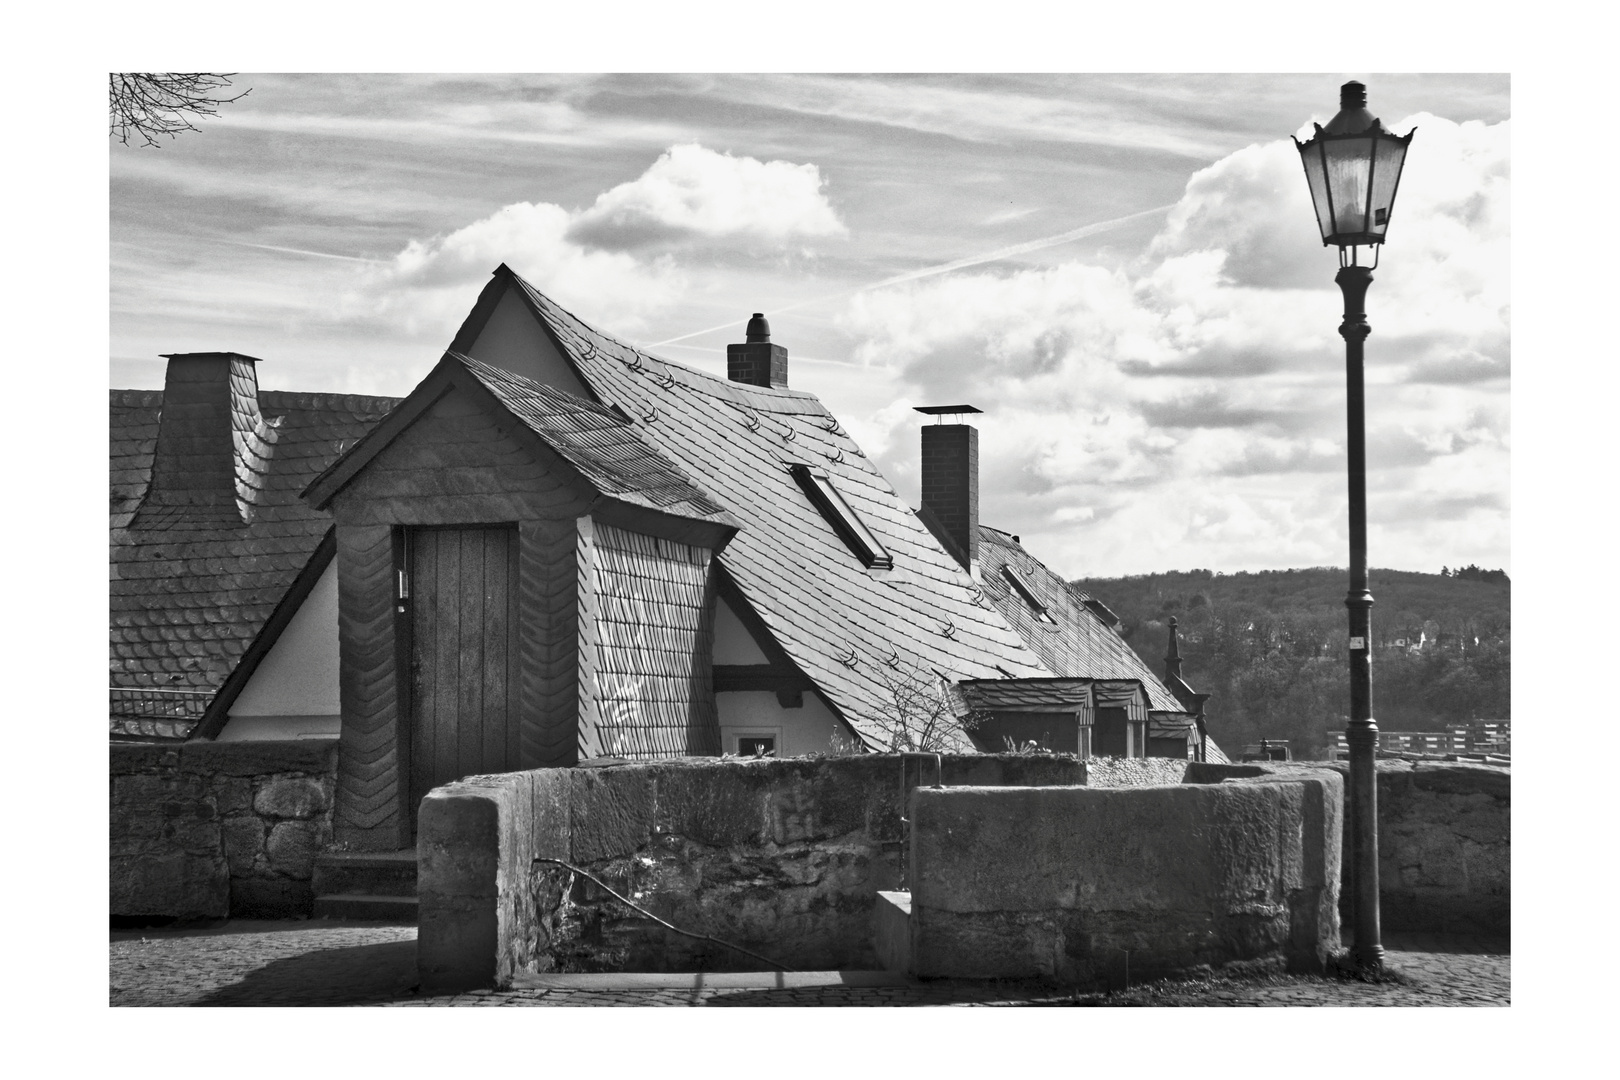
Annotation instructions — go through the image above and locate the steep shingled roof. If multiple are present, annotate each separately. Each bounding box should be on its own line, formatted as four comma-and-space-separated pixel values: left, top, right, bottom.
110, 388, 402, 730
977, 525, 1184, 712
481, 269, 1052, 747
459, 354, 731, 525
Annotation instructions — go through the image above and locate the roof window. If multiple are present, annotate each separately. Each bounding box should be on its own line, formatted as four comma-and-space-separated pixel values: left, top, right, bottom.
791, 464, 892, 569
1002, 565, 1055, 623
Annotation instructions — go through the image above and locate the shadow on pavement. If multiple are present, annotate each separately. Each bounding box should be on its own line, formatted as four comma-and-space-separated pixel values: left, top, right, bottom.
195, 939, 419, 1006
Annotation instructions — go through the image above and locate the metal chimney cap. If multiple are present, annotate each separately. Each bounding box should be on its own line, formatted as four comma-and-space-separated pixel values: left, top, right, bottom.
745, 313, 770, 342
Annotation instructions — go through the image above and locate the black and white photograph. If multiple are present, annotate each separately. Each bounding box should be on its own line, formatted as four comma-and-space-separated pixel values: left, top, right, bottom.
103, 64, 1514, 1019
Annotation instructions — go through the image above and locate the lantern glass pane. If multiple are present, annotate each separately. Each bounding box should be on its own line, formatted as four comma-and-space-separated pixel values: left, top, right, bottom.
1300, 141, 1335, 243
1324, 136, 1373, 239
1367, 135, 1409, 241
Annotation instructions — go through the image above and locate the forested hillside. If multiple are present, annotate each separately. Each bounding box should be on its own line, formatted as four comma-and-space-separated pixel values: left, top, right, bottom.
1069, 567, 1510, 759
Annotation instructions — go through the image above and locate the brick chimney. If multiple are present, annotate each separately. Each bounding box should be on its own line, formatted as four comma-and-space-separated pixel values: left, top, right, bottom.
133, 352, 277, 529
915, 406, 982, 573
726, 313, 787, 388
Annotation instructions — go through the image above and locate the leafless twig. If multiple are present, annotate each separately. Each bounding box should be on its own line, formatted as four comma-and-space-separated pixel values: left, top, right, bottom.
110, 73, 249, 147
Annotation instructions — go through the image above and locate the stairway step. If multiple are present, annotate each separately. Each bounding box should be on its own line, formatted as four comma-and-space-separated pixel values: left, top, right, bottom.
312, 849, 418, 899
313, 893, 418, 922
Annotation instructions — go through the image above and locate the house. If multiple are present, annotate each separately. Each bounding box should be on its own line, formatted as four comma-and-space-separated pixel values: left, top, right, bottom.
110, 265, 1217, 854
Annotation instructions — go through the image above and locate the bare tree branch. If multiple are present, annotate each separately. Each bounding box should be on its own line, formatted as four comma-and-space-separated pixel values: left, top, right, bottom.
866, 658, 985, 754
110, 73, 249, 147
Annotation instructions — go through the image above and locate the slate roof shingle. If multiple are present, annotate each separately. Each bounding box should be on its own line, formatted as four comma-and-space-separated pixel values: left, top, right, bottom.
457, 354, 732, 526
110, 387, 403, 726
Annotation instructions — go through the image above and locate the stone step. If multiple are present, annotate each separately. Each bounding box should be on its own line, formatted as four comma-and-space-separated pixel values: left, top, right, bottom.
313, 893, 419, 922
312, 849, 418, 898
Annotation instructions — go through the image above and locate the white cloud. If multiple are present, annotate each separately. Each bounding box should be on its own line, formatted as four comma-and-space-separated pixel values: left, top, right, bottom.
838, 114, 1510, 576
567, 143, 846, 250
352, 143, 843, 341
354, 200, 685, 338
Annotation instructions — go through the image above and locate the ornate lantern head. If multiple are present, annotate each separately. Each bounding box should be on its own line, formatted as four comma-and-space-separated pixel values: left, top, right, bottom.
1295, 81, 1415, 248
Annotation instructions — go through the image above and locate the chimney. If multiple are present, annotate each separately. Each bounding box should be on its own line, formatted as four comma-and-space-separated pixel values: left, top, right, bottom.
133, 352, 277, 528
726, 313, 788, 388
915, 405, 983, 573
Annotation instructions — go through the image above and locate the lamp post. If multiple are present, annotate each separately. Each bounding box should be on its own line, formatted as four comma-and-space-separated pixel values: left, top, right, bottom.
1294, 80, 1414, 975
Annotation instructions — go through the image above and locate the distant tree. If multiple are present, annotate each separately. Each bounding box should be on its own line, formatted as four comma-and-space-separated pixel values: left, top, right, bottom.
110, 73, 249, 147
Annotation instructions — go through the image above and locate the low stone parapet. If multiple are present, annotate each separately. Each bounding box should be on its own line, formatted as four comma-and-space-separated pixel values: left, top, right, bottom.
903, 769, 1342, 984
110, 740, 338, 919
416, 753, 1085, 991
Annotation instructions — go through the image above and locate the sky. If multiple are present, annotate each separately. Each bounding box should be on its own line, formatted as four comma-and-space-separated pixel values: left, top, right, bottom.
109, 73, 1510, 579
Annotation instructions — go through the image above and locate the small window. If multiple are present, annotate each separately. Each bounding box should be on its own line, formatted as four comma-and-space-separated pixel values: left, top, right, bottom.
734, 733, 777, 757
791, 465, 892, 569
1002, 565, 1054, 623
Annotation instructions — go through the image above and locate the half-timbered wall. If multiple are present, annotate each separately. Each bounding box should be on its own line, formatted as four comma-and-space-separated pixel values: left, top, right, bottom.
579, 521, 719, 759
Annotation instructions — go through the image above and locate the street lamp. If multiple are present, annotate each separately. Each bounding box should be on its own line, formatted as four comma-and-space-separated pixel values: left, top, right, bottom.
1294, 80, 1414, 975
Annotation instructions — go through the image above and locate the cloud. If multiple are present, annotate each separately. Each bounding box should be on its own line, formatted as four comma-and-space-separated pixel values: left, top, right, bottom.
566, 143, 846, 250
356, 200, 685, 338
353, 143, 842, 340
837, 112, 1509, 577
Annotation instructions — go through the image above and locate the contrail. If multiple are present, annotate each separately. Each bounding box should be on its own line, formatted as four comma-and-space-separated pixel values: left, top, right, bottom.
211, 238, 386, 264
646, 203, 1174, 349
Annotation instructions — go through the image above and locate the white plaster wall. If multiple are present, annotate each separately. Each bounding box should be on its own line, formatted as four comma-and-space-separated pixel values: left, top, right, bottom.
215, 714, 341, 741
713, 596, 769, 664
218, 562, 341, 741
718, 690, 851, 758
466, 287, 592, 398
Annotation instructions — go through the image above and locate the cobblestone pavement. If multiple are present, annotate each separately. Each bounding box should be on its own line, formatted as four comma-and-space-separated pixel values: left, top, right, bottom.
110, 922, 1508, 1007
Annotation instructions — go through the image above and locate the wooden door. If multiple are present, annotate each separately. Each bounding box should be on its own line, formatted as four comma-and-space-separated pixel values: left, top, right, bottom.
407, 525, 521, 814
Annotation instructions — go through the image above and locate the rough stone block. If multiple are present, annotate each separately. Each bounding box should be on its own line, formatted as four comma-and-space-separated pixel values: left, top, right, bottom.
219, 816, 266, 874
568, 767, 655, 863
254, 777, 329, 819
655, 761, 773, 847
111, 853, 227, 919
109, 743, 181, 775
215, 776, 254, 815
265, 820, 322, 876
908, 778, 1334, 982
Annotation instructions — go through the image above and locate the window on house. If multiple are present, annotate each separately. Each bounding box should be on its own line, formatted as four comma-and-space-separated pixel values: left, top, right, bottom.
791, 465, 893, 569
1002, 565, 1055, 623
735, 734, 778, 757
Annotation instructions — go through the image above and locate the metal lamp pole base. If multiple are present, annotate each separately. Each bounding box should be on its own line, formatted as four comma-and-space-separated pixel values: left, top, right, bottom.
1338, 262, 1383, 974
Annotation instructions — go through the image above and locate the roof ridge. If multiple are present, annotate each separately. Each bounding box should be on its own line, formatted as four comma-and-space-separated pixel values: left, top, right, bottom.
504, 269, 826, 408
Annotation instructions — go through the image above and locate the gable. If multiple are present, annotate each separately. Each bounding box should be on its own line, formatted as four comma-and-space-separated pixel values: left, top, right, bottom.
331, 386, 597, 527
462, 283, 593, 400
714, 594, 770, 665
225, 560, 341, 719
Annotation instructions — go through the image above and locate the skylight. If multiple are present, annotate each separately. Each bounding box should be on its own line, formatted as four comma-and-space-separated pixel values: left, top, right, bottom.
791, 465, 892, 569
1002, 565, 1055, 623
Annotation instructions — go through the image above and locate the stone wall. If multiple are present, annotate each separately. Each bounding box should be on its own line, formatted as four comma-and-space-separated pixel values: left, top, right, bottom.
906, 769, 1343, 984
417, 753, 1086, 991
110, 740, 337, 919
1189, 759, 1510, 937
1329, 759, 1510, 936
1083, 755, 1191, 788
